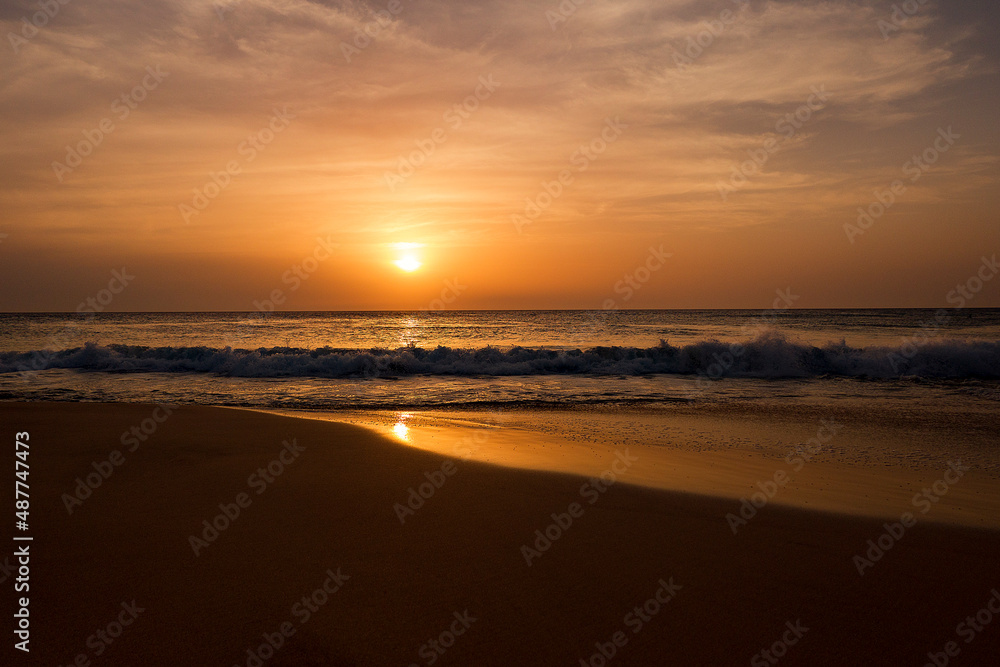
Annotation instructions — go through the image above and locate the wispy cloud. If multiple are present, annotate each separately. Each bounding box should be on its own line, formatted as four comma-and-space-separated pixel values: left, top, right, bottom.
0, 0, 997, 307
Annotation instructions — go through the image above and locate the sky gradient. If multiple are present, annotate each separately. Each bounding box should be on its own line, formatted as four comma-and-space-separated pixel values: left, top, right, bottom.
1, 0, 998, 310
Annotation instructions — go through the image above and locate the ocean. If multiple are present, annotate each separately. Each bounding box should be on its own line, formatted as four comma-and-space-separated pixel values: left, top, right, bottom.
1, 310, 999, 410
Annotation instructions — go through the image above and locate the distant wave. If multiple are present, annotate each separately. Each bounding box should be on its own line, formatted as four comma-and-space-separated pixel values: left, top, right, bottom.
2, 334, 1000, 379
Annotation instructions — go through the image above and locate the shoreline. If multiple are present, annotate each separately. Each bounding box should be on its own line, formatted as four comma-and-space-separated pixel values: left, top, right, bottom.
242, 403, 1000, 530
5, 401, 1000, 665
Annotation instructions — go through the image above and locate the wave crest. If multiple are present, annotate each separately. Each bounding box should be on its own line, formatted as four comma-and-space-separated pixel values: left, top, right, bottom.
2, 334, 999, 379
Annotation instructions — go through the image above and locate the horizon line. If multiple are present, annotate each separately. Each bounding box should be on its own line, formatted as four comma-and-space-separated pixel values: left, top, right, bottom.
3, 307, 999, 315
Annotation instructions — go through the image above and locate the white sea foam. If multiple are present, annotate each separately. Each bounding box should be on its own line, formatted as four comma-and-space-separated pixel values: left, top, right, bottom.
3, 334, 999, 379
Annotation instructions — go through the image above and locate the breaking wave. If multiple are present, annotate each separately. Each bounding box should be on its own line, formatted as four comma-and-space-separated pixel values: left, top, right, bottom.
2, 334, 999, 379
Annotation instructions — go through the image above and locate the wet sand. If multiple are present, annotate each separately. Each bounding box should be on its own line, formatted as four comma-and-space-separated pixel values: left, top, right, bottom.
267, 404, 1000, 529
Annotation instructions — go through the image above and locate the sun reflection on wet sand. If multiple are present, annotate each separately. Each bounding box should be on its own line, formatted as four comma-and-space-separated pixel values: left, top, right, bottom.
392, 412, 412, 441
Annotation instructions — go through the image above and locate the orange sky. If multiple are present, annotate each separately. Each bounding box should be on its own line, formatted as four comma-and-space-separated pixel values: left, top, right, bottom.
1, 0, 998, 310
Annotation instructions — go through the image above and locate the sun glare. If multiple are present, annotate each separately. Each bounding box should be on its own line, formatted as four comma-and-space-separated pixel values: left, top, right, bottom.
392, 413, 412, 441
394, 255, 422, 272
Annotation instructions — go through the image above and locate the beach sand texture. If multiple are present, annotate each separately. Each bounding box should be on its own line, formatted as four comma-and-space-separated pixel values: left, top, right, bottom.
5, 402, 1000, 666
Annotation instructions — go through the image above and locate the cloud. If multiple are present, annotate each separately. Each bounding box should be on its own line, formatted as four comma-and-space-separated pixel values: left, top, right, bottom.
0, 0, 997, 307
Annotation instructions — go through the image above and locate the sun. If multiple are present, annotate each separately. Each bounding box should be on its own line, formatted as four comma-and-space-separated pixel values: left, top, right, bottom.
389, 242, 424, 272
394, 255, 422, 272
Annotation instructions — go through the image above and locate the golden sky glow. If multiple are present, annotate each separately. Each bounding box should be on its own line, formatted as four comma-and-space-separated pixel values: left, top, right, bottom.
1, 0, 998, 309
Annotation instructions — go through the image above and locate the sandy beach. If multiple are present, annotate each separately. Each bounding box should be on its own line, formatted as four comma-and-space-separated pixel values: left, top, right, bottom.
6, 401, 1000, 666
